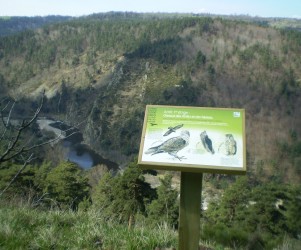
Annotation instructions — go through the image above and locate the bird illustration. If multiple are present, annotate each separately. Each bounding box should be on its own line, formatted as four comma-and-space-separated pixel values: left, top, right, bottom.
145, 130, 190, 161
218, 134, 237, 155
200, 131, 215, 154
163, 124, 184, 136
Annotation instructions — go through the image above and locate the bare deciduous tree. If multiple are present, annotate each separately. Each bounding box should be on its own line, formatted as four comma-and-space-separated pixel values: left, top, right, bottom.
0, 93, 44, 164
0, 91, 79, 196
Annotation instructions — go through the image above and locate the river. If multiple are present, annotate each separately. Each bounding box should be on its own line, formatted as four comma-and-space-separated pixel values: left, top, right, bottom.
37, 118, 118, 170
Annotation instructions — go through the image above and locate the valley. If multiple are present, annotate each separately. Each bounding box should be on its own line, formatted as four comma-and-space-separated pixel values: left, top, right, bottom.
0, 12, 301, 249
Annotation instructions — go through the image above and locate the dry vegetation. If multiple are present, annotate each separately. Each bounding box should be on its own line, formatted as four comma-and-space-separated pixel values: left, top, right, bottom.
0, 14, 300, 182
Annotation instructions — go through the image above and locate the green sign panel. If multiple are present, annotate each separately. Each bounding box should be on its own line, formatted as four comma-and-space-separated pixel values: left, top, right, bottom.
138, 105, 246, 174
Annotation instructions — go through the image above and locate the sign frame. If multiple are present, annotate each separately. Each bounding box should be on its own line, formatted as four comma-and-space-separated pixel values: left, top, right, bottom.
138, 105, 246, 175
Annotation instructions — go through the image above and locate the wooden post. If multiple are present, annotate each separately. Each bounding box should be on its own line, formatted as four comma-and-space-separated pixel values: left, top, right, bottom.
178, 172, 203, 250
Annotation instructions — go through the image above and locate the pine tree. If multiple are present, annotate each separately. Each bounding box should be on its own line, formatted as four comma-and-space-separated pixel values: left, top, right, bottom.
44, 161, 90, 210
92, 171, 115, 215
114, 160, 156, 228
92, 159, 156, 228
282, 185, 301, 238
147, 174, 179, 228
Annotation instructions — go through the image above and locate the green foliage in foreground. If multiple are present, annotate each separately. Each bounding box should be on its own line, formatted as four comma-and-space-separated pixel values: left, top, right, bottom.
92, 161, 157, 228
44, 161, 90, 210
0, 161, 90, 210
0, 205, 177, 250
147, 174, 179, 227
1, 157, 300, 249
203, 177, 301, 249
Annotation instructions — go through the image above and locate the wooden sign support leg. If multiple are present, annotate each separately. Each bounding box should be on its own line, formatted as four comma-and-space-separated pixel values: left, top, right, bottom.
178, 172, 203, 250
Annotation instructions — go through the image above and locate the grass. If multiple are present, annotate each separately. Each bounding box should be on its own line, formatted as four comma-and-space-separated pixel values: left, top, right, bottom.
273, 235, 301, 250
1, 200, 299, 250
0, 204, 178, 250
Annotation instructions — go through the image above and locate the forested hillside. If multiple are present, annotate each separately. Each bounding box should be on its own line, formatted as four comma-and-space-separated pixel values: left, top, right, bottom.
1, 12, 300, 180
0, 13, 301, 249
0, 16, 72, 36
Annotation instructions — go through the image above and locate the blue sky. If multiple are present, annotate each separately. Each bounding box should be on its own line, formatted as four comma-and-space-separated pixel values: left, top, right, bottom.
0, 0, 300, 18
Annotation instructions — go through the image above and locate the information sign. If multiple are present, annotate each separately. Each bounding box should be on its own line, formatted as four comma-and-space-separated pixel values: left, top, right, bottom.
138, 105, 246, 174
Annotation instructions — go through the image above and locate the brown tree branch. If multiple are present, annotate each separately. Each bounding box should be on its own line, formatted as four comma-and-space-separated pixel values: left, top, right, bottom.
0, 153, 35, 197
0, 122, 81, 164
0, 90, 84, 196
0, 91, 45, 163
0, 100, 15, 141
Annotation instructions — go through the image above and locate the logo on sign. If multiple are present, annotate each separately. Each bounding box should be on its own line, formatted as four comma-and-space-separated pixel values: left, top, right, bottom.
233, 112, 241, 118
